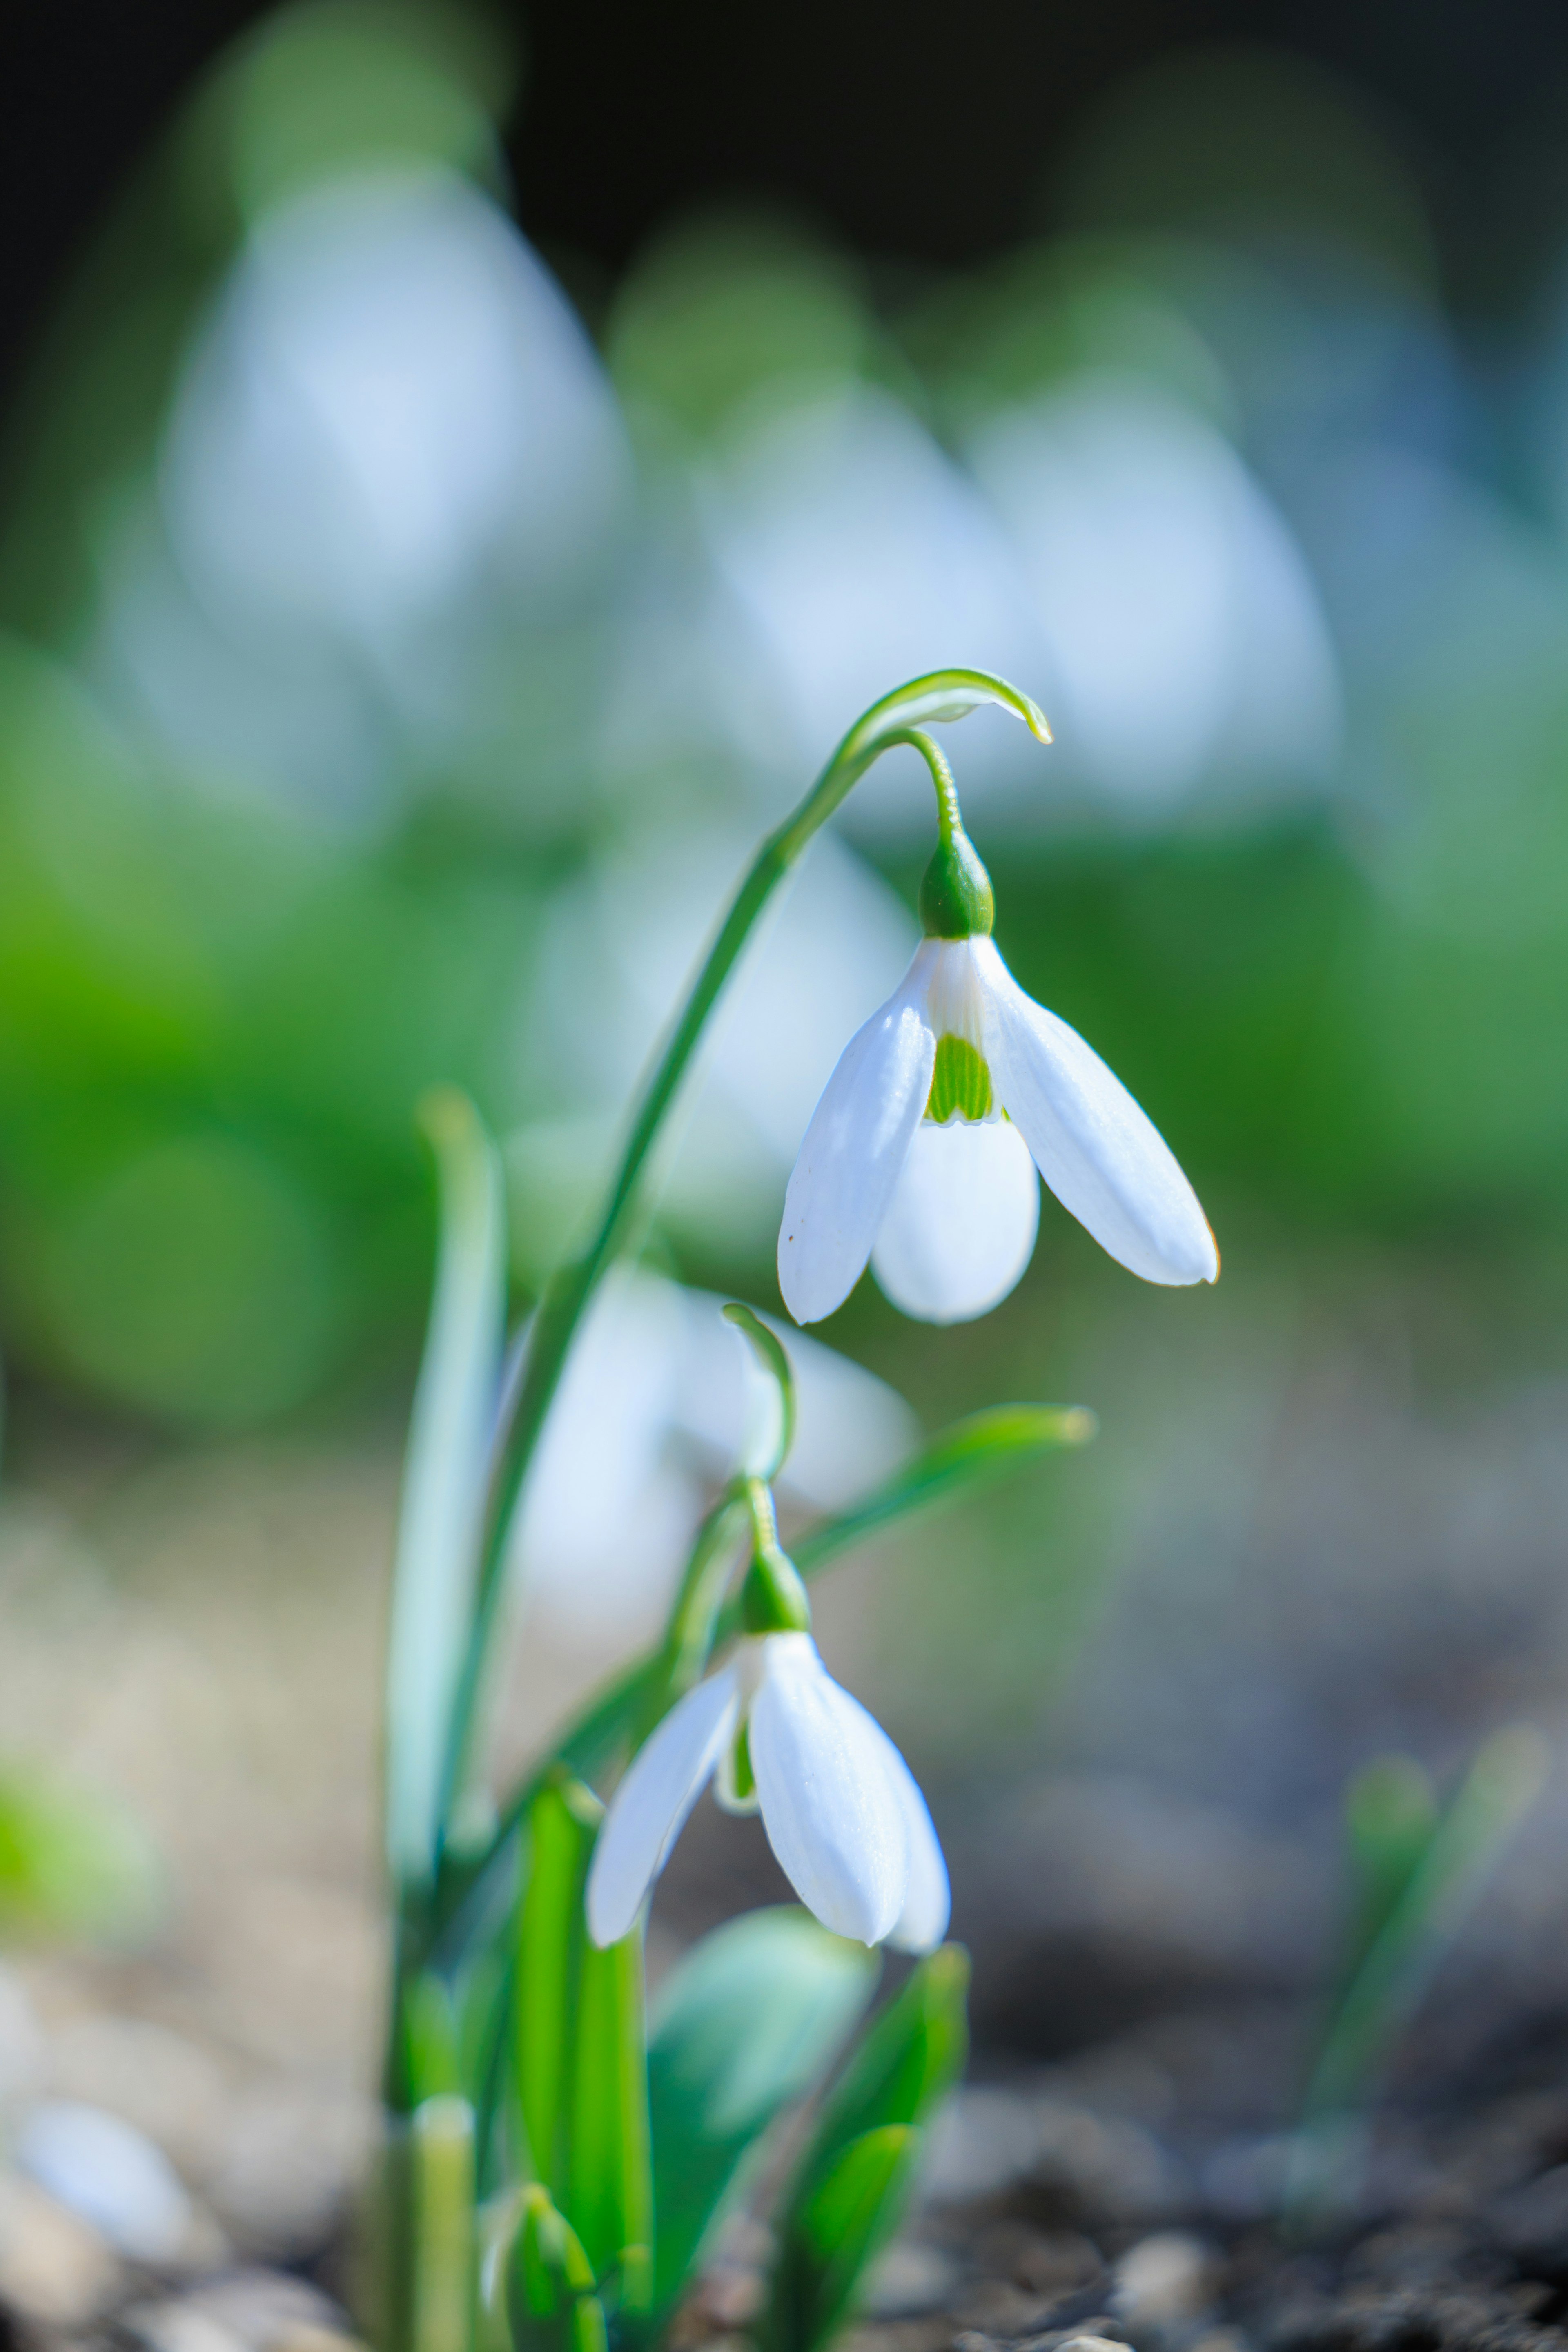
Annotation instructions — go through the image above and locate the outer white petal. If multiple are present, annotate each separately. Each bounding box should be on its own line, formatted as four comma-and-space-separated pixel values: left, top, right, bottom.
748, 1634, 909, 1945
871, 1116, 1039, 1324
974, 937, 1218, 1286
777, 961, 937, 1326
876, 1738, 951, 1954
586, 1668, 739, 1946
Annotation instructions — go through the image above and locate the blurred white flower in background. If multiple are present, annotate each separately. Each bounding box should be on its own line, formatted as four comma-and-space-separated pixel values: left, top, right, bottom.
968, 372, 1341, 808
693, 387, 1048, 834
508, 1268, 917, 1651
93, 166, 630, 820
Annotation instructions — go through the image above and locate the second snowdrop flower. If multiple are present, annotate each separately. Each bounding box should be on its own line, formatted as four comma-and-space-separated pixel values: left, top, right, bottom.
778, 733, 1218, 1324
586, 1492, 948, 1953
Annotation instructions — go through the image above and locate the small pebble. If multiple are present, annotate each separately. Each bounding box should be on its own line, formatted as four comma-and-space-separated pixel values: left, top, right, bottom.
863, 2240, 960, 2317
1113, 2234, 1217, 2336
0, 2171, 122, 2325
16, 2098, 193, 2264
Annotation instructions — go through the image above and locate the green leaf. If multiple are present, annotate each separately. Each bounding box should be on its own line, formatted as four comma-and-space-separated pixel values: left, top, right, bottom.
1342, 1754, 1440, 1982
646, 1907, 880, 2317
763, 1948, 970, 2352
411, 2095, 477, 2352
569, 1923, 653, 2309
791, 2127, 918, 2348
1289, 1725, 1549, 2232
0, 1766, 159, 1944
787, 1405, 1095, 1579
517, 1776, 601, 2199
387, 1088, 506, 1890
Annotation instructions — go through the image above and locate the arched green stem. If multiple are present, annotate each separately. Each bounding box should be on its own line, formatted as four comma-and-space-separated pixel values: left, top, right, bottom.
431, 670, 1048, 1895
721, 1302, 796, 1484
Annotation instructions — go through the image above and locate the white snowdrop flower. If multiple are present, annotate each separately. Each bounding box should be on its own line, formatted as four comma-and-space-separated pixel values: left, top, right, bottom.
586, 1631, 949, 1953
777, 815, 1218, 1325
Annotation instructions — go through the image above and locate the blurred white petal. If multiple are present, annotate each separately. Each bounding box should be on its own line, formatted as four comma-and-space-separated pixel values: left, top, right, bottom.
976, 938, 1218, 1286
881, 1748, 952, 1955
702, 387, 1046, 827
969, 373, 1339, 808
778, 976, 935, 1325
748, 1634, 909, 1945
163, 167, 628, 643
871, 1117, 1040, 1325
586, 1668, 739, 1946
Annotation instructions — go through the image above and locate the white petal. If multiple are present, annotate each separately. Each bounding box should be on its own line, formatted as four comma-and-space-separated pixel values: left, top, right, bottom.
883, 1748, 951, 1954
975, 937, 1218, 1287
748, 1634, 909, 1945
586, 1669, 739, 1946
777, 963, 937, 1326
871, 1117, 1040, 1324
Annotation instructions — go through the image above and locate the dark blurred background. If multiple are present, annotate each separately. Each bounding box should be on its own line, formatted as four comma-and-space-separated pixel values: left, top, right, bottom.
0, 0, 1562, 2269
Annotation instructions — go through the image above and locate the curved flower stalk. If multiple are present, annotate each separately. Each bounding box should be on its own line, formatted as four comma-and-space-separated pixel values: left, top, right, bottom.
779, 732, 1218, 1325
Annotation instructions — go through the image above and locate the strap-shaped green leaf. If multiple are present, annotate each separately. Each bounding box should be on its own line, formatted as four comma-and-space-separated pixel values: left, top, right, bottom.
387, 1089, 506, 1892
1287, 1724, 1548, 2230
569, 1924, 653, 2310
791, 2126, 918, 2346
645, 1908, 879, 2321
787, 1405, 1094, 1579
411, 2095, 477, 2352
762, 1948, 970, 2352
517, 1776, 601, 2200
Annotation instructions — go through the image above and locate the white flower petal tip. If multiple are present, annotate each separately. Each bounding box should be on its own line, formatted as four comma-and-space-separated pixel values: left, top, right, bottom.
871, 1116, 1039, 1324
584, 1636, 949, 1955
749, 1635, 908, 1944
585, 1670, 738, 1947
971, 938, 1218, 1289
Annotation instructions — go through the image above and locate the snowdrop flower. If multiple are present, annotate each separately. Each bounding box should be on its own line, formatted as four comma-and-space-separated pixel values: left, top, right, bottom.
778, 772, 1218, 1324
586, 1616, 948, 1953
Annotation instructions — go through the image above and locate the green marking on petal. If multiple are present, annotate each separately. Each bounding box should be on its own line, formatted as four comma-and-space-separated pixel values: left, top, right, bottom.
926, 1034, 993, 1124
731, 1722, 755, 1804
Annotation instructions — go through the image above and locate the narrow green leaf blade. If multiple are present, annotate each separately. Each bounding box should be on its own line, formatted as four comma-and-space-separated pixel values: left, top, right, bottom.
517, 1777, 601, 2200
789, 1406, 1095, 1579
763, 1948, 969, 2352
793, 2126, 919, 2351
388, 1089, 507, 1888
1341, 1755, 1440, 1982
569, 1920, 654, 2308
411, 2095, 477, 2352
646, 1908, 880, 2316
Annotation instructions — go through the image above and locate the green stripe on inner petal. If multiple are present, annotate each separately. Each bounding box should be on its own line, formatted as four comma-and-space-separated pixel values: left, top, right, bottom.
926, 1032, 994, 1124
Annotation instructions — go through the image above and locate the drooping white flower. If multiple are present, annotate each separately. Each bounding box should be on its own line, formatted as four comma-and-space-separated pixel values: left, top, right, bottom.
778, 930, 1218, 1325
585, 1632, 949, 1952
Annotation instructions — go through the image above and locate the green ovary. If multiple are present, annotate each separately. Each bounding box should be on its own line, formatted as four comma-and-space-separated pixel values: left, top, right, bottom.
925, 1032, 993, 1124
